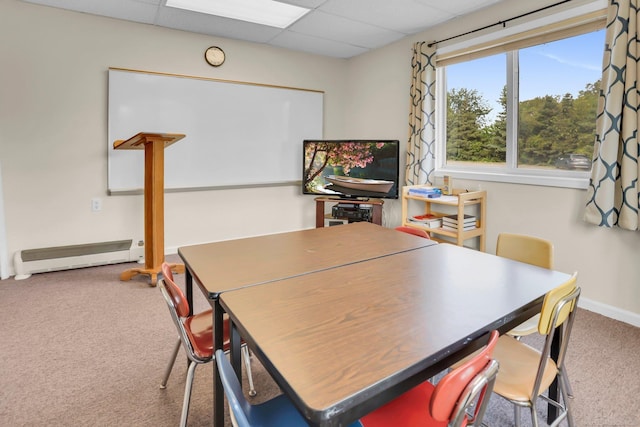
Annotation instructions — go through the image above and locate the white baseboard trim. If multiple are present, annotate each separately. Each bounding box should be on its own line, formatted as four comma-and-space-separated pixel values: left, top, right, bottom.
579, 297, 640, 328
165, 247, 179, 256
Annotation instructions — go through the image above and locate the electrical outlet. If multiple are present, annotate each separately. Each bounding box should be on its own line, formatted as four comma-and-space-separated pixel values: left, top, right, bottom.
91, 198, 102, 212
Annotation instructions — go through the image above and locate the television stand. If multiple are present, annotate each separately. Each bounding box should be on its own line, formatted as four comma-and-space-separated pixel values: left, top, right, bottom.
315, 197, 383, 228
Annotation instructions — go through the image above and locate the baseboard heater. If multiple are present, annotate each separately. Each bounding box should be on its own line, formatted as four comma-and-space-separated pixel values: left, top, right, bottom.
13, 239, 141, 280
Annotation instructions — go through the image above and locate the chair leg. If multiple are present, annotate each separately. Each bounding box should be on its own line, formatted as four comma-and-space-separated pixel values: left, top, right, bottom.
242, 345, 257, 397
559, 372, 575, 427
180, 361, 198, 427
561, 368, 574, 398
530, 405, 539, 427
161, 339, 181, 389
514, 405, 522, 427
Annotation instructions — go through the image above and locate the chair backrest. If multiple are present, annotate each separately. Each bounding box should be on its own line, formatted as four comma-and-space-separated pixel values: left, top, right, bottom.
215, 349, 253, 427
430, 330, 500, 426
394, 226, 431, 239
532, 272, 580, 399
158, 263, 201, 362
161, 262, 190, 318
496, 233, 553, 269
538, 272, 578, 335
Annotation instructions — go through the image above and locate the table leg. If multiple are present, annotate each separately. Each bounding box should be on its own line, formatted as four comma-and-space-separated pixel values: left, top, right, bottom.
547, 324, 562, 422
213, 301, 225, 427
185, 269, 193, 317
230, 320, 242, 380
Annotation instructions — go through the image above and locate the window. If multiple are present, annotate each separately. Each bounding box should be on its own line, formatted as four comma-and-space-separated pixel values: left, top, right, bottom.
436, 14, 605, 188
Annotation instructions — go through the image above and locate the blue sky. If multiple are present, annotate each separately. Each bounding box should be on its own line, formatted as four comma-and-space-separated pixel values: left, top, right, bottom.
446, 29, 605, 122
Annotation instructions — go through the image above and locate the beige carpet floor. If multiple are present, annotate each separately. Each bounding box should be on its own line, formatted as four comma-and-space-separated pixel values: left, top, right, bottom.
1, 255, 639, 426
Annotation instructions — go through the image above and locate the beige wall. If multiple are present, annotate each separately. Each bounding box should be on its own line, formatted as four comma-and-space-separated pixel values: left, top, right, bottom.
1, 0, 639, 325
343, 0, 640, 324
0, 0, 348, 256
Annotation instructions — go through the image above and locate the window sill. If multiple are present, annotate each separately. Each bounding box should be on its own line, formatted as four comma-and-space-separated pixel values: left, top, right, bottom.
436, 167, 589, 190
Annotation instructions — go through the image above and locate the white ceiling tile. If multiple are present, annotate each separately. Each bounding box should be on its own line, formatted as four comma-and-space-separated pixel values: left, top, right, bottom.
23, 0, 159, 24
318, 0, 454, 33
156, 7, 282, 42
270, 30, 368, 58
289, 10, 406, 49
275, 0, 328, 9
414, 0, 503, 15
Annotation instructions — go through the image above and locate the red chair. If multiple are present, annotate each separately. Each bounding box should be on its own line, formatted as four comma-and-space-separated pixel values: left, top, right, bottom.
158, 262, 256, 427
360, 330, 499, 427
395, 226, 431, 239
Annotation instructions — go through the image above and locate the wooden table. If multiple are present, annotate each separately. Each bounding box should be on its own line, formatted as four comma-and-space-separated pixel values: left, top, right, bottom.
221, 243, 571, 426
177, 222, 436, 427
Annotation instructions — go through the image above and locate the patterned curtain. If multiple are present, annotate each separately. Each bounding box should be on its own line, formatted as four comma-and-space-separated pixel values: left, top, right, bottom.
585, 0, 640, 230
405, 42, 437, 185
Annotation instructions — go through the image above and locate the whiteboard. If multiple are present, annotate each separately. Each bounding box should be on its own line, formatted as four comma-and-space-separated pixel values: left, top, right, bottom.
107, 68, 323, 193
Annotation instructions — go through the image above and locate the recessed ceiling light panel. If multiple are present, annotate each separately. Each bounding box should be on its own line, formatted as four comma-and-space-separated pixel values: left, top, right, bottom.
166, 0, 311, 28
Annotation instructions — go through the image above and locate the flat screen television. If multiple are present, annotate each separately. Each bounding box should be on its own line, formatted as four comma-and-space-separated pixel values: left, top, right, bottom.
303, 140, 400, 199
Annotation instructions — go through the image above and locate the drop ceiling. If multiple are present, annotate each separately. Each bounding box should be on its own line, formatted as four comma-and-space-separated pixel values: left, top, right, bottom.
21, 0, 505, 58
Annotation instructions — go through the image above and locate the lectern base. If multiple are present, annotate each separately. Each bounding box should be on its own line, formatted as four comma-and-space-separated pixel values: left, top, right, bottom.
120, 263, 185, 286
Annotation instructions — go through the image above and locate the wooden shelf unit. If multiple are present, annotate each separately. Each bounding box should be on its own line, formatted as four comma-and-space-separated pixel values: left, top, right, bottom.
315, 197, 383, 228
401, 186, 486, 251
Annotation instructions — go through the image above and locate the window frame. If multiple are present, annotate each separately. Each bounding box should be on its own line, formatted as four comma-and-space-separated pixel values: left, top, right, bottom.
434, 1, 606, 189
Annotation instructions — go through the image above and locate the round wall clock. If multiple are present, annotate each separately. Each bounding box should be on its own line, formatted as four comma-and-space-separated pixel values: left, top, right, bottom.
205, 46, 225, 67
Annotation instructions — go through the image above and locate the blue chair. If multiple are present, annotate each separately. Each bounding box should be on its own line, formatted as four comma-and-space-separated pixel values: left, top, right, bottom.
215, 348, 363, 427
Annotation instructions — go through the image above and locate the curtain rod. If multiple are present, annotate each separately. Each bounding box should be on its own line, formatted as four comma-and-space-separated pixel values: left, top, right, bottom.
428, 0, 572, 47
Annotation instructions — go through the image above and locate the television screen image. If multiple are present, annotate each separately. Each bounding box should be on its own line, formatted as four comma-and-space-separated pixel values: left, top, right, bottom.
303, 140, 400, 199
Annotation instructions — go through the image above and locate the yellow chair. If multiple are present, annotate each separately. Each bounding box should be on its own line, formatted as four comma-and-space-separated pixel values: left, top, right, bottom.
491, 272, 580, 427
496, 233, 554, 337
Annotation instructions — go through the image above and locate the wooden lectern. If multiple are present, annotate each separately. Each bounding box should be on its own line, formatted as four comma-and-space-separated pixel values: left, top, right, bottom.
113, 132, 185, 286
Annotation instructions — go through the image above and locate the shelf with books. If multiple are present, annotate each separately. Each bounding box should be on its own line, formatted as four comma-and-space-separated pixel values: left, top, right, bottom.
441, 213, 477, 231
407, 213, 443, 229
401, 186, 486, 251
